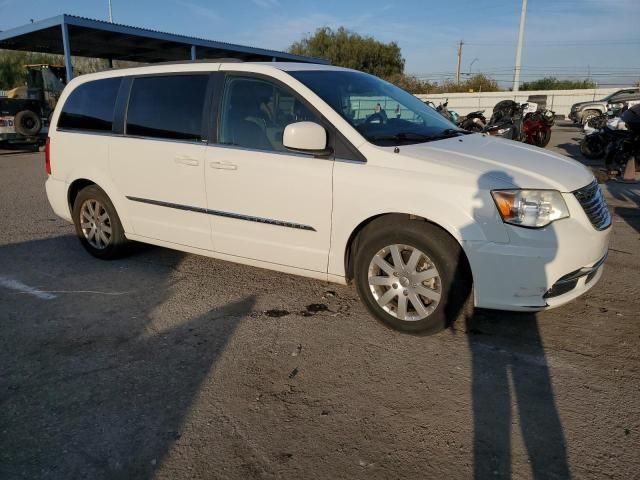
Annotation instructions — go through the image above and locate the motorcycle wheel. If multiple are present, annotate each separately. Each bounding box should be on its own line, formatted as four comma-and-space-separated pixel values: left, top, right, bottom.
580, 136, 605, 159
535, 128, 551, 147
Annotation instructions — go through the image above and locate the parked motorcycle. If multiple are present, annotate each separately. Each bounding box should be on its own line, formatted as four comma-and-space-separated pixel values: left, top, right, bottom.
425, 99, 459, 124
436, 99, 459, 124
580, 103, 629, 160
458, 110, 487, 132
483, 101, 553, 147
603, 104, 640, 175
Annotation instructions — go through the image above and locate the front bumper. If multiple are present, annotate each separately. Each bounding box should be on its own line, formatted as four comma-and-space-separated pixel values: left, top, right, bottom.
463, 192, 611, 311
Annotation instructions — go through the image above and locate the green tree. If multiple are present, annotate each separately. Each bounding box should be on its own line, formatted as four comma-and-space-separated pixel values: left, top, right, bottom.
520, 76, 597, 90
289, 27, 405, 78
0, 50, 61, 89
431, 74, 501, 94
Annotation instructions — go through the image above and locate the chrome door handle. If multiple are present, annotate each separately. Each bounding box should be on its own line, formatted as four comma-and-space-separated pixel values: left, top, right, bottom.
175, 156, 200, 166
210, 161, 237, 170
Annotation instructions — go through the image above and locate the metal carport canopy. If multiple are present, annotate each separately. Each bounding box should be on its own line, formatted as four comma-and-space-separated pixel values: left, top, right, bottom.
0, 14, 328, 82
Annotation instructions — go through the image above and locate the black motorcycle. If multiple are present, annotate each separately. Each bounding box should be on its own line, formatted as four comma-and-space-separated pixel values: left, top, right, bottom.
580, 103, 630, 160
483, 101, 554, 148
483, 100, 521, 140
604, 104, 640, 175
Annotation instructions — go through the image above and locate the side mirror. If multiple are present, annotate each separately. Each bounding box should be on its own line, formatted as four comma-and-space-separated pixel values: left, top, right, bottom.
283, 121, 332, 156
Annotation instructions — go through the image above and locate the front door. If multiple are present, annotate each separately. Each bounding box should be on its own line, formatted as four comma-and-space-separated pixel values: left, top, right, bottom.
110, 73, 212, 250
204, 74, 333, 272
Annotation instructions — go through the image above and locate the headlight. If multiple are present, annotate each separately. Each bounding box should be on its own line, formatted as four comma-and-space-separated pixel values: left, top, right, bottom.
496, 127, 510, 134
609, 102, 624, 109
491, 190, 569, 228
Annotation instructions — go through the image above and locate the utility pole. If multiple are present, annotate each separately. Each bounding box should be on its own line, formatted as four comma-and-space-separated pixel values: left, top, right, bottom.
512, 0, 527, 91
108, 0, 113, 22
456, 40, 464, 84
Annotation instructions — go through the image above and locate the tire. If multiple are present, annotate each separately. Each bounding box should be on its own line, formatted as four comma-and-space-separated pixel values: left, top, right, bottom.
534, 127, 551, 148
580, 136, 605, 159
353, 218, 472, 334
581, 110, 600, 126
72, 185, 128, 259
14, 110, 42, 136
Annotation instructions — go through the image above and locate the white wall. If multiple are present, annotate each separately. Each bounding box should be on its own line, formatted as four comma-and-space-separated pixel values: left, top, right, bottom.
415, 88, 620, 117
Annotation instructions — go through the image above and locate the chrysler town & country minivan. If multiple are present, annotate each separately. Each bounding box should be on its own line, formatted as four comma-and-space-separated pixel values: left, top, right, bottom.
45, 62, 611, 333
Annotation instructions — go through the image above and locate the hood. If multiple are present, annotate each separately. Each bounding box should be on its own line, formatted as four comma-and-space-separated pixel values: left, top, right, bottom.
396, 134, 594, 192
572, 100, 604, 109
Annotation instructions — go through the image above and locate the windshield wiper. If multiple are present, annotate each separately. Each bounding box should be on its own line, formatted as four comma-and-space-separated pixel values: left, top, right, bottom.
426, 128, 470, 140
370, 129, 467, 145
369, 132, 434, 144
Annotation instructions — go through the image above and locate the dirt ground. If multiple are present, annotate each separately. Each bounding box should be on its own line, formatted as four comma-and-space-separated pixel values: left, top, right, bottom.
0, 123, 638, 479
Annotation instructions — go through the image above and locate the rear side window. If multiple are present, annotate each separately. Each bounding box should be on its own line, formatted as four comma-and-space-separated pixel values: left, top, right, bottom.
58, 78, 121, 132
126, 75, 209, 141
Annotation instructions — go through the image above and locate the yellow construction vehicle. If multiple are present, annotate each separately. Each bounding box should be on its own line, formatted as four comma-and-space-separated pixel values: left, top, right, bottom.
0, 64, 67, 144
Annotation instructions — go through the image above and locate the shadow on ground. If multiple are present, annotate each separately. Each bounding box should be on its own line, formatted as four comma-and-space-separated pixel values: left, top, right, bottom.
0, 235, 253, 479
608, 182, 640, 233
463, 310, 570, 479
0, 144, 39, 155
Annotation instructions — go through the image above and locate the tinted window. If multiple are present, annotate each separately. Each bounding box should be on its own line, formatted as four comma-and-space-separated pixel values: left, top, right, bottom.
219, 76, 319, 152
126, 75, 209, 141
290, 70, 460, 146
58, 78, 121, 132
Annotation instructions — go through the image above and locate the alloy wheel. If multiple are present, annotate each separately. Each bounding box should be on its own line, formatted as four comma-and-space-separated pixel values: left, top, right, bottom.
80, 199, 112, 249
367, 244, 442, 321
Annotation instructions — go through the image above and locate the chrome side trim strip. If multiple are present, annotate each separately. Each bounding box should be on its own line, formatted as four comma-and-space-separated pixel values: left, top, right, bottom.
125, 196, 316, 231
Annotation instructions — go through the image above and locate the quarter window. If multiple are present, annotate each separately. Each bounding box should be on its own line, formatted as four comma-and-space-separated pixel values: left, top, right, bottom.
126, 75, 209, 141
58, 78, 121, 132
219, 76, 319, 152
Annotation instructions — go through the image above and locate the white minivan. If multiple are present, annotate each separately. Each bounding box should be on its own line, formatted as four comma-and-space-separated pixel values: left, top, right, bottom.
45, 61, 611, 333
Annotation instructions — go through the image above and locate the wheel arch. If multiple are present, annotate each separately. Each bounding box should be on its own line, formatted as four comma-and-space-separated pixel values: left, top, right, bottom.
67, 178, 97, 212
343, 212, 472, 285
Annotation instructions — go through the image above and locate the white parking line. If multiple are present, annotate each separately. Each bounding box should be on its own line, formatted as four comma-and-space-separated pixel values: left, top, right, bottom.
0, 276, 57, 300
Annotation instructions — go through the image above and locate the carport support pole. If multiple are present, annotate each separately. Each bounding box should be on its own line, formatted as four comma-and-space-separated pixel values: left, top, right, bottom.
191, 45, 196, 61
61, 22, 73, 83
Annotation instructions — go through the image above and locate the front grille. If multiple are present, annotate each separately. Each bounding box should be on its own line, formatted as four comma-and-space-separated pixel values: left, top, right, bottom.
572, 180, 611, 230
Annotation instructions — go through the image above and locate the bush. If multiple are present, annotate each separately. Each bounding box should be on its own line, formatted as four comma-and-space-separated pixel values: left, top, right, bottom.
520, 77, 597, 90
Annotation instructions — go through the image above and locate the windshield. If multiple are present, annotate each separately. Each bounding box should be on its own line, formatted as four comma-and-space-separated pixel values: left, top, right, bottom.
289, 70, 463, 146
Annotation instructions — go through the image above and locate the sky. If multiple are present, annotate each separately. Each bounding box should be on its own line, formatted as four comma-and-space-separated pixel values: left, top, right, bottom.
1, 0, 639, 87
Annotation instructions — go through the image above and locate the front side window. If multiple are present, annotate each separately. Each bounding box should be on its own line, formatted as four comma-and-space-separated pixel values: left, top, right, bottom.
218, 76, 319, 152
126, 75, 209, 141
58, 77, 121, 132
289, 70, 464, 146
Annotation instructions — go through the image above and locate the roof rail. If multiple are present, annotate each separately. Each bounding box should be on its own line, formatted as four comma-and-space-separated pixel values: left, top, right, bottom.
148, 58, 245, 66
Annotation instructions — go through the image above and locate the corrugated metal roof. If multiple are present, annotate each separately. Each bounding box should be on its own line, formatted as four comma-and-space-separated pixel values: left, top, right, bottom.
0, 14, 328, 64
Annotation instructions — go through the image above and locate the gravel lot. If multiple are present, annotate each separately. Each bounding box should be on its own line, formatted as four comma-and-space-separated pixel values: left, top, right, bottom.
1, 123, 638, 479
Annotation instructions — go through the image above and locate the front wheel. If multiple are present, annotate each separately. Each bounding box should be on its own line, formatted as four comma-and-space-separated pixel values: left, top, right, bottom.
533, 127, 551, 147
72, 185, 128, 259
580, 135, 605, 159
354, 220, 472, 334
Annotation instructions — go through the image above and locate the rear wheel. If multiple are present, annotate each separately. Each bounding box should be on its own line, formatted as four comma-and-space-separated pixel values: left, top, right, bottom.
14, 110, 41, 136
72, 185, 127, 259
354, 219, 472, 334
